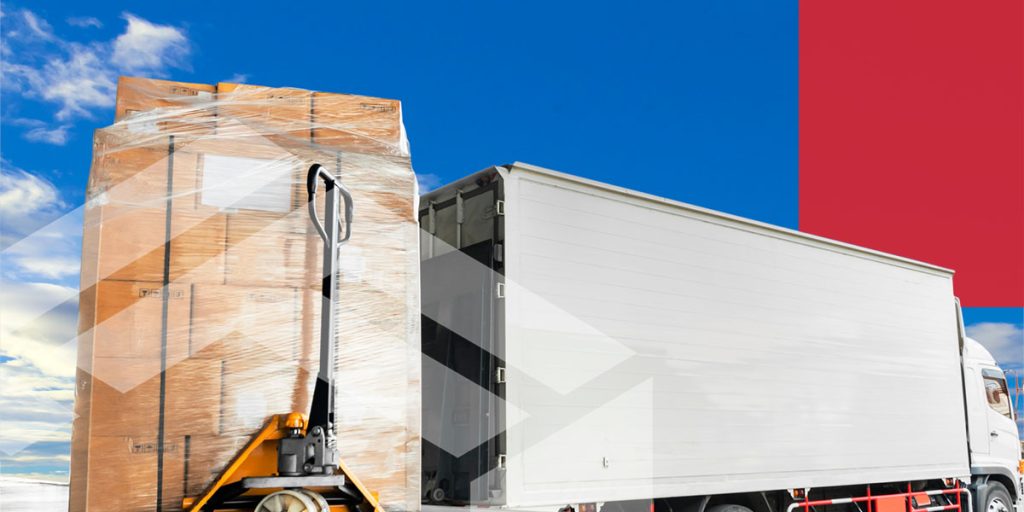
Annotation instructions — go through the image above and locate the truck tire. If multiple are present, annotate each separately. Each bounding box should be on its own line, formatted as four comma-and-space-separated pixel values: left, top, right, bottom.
601, 500, 654, 512
707, 504, 754, 512
982, 482, 1012, 512
429, 487, 446, 503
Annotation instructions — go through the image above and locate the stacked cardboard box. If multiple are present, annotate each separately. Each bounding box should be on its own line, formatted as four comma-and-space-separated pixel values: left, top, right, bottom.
70, 77, 420, 511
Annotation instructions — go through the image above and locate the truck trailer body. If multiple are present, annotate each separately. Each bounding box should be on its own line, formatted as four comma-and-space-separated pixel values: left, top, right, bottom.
418, 163, 1020, 512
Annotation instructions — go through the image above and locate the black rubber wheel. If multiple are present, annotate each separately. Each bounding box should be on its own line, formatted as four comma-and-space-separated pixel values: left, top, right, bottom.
707, 505, 755, 512
982, 482, 1012, 512
429, 487, 446, 503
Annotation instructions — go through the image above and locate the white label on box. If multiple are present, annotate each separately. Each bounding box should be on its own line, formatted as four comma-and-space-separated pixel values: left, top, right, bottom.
201, 154, 293, 213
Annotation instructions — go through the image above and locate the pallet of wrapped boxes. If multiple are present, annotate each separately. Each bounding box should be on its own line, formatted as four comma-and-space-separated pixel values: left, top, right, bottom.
69, 77, 421, 512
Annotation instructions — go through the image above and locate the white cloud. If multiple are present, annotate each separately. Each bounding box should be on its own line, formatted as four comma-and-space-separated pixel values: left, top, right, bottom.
66, 16, 102, 28
0, 216, 80, 460
417, 172, 443, 192
0, 281, 79, 379
0, 9, 119, 120
967, 322, 1024, 369
0, 162, 82, 281
2, 209, 82, 282
19, 10, 55, 41
0, 358, 75, 457
12, 257, 81, 280
24, 124, 70, 145
3, 44, 118, 121
1, 9, 190, 128
0, 280, 78, 458
111, 13, 190, 73
0, 164, 63, 219
7, 117, 46, 128
43, 46, 119, 121
224, 72, 249, 83
1, 205, 84, 282
0, 154, 80, 462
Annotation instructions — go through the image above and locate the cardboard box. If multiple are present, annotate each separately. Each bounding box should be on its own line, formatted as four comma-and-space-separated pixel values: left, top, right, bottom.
312, 91, 406, 155
220, 360, 312, 436
77, 435, 164, 511
84, 131, 229, 285
216, 82, 312, 139
189, 284, 303, 360
82, 357, 221, 437
84, 205, 227, 284
73, 78, 421, 512
115, 76, 217, 134
83, 280, 191, 360
159, 434, 250, 509
90, 131, 226, 217
74, 434, 251, 511
165, 358, 224, 438
116, 77, 216, 120
68, 366, 94, 511
224, 222, 315, 287
186, 137, 312, 217
85, 358, 162, 438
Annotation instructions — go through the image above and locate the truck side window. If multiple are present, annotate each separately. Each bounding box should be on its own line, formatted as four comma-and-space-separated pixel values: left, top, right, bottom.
982, 370, 1013, 419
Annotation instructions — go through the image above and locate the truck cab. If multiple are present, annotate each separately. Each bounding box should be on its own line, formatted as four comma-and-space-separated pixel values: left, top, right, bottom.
962, 337, 1022, 512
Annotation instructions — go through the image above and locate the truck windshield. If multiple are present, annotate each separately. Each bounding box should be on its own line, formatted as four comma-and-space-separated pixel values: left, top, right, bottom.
982, 369, 1013, 419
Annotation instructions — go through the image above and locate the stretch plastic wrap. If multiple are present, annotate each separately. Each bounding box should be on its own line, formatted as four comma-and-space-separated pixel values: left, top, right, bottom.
70, 77, 420, 511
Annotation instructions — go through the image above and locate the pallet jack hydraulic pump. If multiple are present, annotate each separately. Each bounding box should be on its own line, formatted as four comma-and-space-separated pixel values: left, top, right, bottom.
183, 164, 382, 512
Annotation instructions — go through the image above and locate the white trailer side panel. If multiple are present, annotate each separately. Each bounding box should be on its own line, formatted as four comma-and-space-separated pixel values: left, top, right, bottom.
500, 163, 969, 507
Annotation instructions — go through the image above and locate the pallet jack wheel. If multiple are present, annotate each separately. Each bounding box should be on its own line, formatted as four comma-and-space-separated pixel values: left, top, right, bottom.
254, 489, 327, 512
300, 490, 330, 512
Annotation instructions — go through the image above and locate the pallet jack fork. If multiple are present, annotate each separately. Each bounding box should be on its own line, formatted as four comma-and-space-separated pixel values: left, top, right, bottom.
184, 164, 382, 512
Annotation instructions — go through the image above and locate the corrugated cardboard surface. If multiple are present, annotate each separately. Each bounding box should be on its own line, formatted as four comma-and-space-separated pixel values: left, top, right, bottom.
70, 77, 420, 511
114, 76, 217, 132
312, 91, 406, 156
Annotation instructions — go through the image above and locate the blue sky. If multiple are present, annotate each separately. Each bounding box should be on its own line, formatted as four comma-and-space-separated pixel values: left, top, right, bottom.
2, 1, 799, 224
0, 1, 1020, 481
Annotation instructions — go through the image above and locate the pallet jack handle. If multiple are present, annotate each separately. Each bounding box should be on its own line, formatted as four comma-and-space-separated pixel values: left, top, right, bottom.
305, 163, 353, 432
307, 163, 353, 247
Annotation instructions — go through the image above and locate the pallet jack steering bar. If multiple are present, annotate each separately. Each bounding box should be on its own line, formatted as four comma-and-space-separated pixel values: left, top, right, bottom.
306, 163, 353, 434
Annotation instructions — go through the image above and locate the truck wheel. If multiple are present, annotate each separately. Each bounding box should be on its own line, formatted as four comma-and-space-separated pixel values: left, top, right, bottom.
430, 487, 446, 503
983, 482, 1012, 512
707, 505, 755, 512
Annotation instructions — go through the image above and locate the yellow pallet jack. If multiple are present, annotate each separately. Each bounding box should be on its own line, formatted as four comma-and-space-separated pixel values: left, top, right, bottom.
184, 164, 381, 512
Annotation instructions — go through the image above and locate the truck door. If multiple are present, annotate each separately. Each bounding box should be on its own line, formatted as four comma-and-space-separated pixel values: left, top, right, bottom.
420, 178, 506, 505
964, 366, 990, 457
980, 368, 1020, 467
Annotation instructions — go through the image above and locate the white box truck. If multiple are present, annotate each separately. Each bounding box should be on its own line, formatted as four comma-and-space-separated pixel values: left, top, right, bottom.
419, 163, 1021, 512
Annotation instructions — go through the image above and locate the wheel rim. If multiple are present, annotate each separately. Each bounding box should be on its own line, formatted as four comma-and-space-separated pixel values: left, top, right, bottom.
301, 489, 330, 512
431, 487, 445, 502
255, 489, 318, 512
988, 497, 1009, 512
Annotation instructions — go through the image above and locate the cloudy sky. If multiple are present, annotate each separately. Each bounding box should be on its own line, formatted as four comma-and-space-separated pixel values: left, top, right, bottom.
1, 3, 1021, 482
1, 8, 198, 480
1, 8, 187, 479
